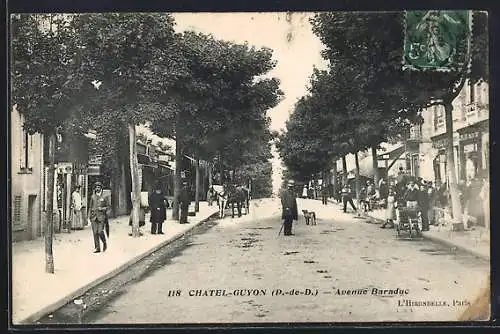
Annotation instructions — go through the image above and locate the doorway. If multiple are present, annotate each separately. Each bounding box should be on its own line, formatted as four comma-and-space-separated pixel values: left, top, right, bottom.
27, 195, 37, 238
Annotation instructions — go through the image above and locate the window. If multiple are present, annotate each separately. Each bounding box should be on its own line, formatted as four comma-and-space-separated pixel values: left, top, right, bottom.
20, 129, 32, 172
434, 106, 445, 131
469, 81, 475, 104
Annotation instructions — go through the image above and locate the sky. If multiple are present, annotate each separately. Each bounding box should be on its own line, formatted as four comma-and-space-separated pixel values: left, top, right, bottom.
140, 12, 328, 195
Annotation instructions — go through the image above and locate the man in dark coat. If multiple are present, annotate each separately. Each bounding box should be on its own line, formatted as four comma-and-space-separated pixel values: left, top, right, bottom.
280, 180, 298, 236
88, 181, 110, 253
418, 182, 430, 231
149, 183, 167, 234
178, 181, 191, 224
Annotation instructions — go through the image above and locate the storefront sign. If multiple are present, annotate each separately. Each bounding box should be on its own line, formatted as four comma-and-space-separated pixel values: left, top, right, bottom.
432, 138, 448, 149
87, 165, 101, 175
459, 131, 480, 141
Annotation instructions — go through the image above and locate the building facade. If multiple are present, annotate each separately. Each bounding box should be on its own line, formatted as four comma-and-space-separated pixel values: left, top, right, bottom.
11, 106, 45, 242
423, 80, 489, 186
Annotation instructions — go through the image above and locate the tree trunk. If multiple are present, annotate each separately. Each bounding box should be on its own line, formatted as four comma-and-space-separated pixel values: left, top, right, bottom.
354, 151, 361, 204
342, 156, 348, 186
208, 163, 213, 187
110, 158, 121, 218
172, 137, 182, 220
332, 166, 337, 199
444, 102, 463, 230
195, 157, 200, 212
45, 133, 56, 274
371, 144, 380, 189
128, 124, 141, 237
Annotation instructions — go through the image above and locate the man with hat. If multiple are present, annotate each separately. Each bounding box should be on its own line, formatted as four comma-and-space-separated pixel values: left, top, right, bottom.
178, 180, 191, 224
87, 181, 110, 253
280, 180, 298, 236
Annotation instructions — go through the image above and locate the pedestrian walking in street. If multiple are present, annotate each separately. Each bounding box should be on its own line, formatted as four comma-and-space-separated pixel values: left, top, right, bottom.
149, 183, 167, 234
71, 185, 84, 230
381, 186, 396, 228
179, 181, 191, 224
321, 184, 328, 205
88, 181, 110, 253
301, 185, 308, 199
280, 180, 298, 236
341, 184, 357, 213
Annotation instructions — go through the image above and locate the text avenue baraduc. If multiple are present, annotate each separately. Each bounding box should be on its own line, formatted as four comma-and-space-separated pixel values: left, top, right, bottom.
163, 288, 471, 308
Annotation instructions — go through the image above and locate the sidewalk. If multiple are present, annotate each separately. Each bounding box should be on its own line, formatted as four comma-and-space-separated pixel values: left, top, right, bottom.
363, 207, 490, 261
11, 202, 219, 324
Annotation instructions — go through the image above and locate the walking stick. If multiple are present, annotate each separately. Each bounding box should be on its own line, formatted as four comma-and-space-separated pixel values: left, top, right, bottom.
278, 220, 284, 236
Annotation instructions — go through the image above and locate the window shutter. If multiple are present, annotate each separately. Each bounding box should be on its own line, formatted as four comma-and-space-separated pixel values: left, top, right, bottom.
13, 195, 24, 231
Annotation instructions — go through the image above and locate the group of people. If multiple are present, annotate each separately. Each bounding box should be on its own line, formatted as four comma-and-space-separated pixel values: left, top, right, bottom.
78, 180, 193, 254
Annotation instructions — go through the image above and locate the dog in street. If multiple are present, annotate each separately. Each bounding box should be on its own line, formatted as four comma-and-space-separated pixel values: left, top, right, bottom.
302, 210, 317, 225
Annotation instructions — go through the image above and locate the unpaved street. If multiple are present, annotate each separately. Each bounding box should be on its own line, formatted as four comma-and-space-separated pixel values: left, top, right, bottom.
86, 198, 488, 323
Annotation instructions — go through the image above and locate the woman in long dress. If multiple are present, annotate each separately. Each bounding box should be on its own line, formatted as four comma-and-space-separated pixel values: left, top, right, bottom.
71, 185, 84, 229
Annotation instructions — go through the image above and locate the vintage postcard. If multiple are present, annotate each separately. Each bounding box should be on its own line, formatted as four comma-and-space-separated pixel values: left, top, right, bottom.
10, 11, 490, 326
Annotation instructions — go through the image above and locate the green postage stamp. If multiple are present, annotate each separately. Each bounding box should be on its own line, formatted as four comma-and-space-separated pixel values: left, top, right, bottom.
403, 10, 471, 71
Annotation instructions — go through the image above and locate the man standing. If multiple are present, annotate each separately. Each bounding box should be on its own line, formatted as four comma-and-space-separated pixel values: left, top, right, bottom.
280, 180, 298, 236
178, 181, 191, 224
88, 181, 109, 253
341, 183, 357, 213
149, 183, 167, 234
321, 184, 328, 205
418, 182, 430, 231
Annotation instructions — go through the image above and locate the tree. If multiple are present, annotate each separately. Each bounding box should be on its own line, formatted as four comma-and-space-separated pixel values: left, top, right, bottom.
310, 11, 488, 228
71, 13, 184, 236
12, 14, 80, 273
151, 31, 282, 216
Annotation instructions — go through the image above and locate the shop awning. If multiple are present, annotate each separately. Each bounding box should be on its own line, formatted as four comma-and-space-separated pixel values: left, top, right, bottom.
347, 156, 374, 178
377, 143, 405, 160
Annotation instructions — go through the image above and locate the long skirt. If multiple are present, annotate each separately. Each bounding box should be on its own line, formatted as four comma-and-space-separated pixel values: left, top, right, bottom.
72, 209, 84, 229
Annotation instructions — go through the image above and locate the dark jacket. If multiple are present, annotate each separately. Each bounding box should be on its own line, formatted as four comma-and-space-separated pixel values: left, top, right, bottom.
178, 186, 190, 207
379, 183, 389, 199
88, 192, 110, 223
280, 189, 298, 220
405, 186, 420, 202
418, 187, 429, 209
149, 191, 167, 223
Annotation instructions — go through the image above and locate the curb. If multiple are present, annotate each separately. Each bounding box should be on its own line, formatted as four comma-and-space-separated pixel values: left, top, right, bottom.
18, 210, 219, 325
420, 232, 490, 262
365, 213, 490, 262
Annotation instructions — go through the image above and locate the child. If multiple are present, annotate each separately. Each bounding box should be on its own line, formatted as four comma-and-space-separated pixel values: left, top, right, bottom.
381, 187, 396, 228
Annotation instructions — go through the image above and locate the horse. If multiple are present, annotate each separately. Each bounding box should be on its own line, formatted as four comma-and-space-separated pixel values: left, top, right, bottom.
226, 184, 250, 218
